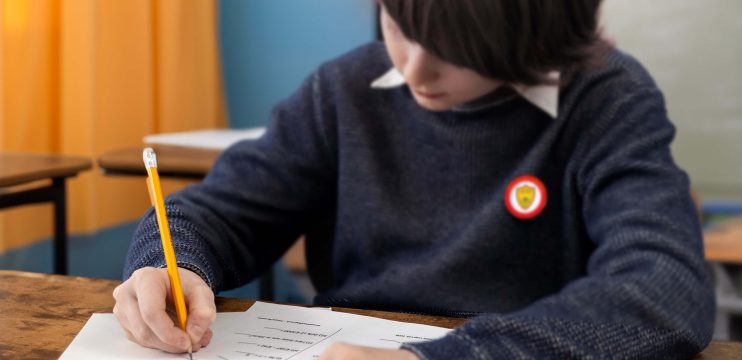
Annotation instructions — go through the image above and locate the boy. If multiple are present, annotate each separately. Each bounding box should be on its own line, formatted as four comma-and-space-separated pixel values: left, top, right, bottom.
114, 0, 715, 358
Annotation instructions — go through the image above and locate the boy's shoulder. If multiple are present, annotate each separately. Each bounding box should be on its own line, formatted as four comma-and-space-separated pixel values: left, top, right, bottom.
602, 48, 658, 89
315, 42, 393, 90
562, 47, 665, 116
573, 47, 660, 95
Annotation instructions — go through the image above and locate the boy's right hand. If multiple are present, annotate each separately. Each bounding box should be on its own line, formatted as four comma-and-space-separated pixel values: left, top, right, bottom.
112, 267, 217, 353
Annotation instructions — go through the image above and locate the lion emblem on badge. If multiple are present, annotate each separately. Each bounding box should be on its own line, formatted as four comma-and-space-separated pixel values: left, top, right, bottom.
505, 175, 547, 220
516, 185, 535, 210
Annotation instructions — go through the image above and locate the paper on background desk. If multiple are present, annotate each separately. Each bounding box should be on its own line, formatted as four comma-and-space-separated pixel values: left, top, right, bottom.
60, 302, 451, 360
143, 128, 266, 150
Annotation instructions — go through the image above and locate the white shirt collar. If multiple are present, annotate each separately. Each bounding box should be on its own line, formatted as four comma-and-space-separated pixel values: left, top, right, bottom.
370, 67, 560, 118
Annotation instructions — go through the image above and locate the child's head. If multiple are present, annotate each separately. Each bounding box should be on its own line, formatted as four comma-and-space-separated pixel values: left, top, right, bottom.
377, 0, 607, 111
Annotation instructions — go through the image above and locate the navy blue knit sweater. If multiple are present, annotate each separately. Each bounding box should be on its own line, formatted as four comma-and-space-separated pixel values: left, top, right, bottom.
125, 42, 714, 358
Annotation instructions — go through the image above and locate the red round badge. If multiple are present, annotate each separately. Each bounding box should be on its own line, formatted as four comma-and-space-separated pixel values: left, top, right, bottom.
504, 175, 547, 219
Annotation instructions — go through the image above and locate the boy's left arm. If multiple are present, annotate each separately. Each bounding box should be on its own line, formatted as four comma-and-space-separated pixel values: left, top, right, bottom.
401, 87, 715, 359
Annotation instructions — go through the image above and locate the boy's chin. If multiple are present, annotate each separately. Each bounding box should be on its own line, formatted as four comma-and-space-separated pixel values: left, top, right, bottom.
413, 97, 455, 112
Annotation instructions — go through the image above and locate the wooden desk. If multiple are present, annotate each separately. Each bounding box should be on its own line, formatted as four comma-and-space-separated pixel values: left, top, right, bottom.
98, 145, 220, 178
0, 270, 739, 359
0, 153, 92, 274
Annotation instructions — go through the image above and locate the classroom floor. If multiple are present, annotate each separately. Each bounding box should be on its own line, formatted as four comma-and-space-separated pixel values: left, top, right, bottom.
0, 221, 313, 304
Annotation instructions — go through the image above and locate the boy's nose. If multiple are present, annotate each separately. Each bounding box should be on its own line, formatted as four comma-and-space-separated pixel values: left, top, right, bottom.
403, 45, 440, 87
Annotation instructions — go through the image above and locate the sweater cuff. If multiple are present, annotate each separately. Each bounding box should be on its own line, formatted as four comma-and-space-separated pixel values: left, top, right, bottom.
169, 241, 222, 292
173, 260, 215, 290
124, 243, 222, 292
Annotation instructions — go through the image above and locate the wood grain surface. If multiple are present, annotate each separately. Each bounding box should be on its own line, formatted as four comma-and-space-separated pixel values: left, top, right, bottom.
1, 270, 739, 359
97, 145, 219, 178
0, 153, 91, 187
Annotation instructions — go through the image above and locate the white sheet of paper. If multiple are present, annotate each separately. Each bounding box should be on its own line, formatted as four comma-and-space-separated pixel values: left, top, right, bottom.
60, 302, 451, 360
59, 312, 247, 360
229, 302, 451, 360
143, 128, 266, 150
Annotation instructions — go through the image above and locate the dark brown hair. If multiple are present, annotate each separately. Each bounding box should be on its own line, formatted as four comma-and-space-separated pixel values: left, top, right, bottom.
378, 0, 609, 85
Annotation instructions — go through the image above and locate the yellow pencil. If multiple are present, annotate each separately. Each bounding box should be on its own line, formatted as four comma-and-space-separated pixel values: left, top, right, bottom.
143, 148, 192, 359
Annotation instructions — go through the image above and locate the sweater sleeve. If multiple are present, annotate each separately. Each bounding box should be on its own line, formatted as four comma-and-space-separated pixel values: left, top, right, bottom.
123, 70, 337, 293
404, 87, 715, 359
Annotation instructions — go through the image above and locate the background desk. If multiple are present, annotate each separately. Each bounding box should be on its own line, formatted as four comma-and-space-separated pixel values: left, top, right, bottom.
704, 219, 742, 340
0, 153, 92, 274
98, 145, 219, 178
0, 270, 740, 359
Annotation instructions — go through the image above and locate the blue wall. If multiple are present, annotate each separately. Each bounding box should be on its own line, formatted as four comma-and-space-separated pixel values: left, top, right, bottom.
219, 0, 376, 128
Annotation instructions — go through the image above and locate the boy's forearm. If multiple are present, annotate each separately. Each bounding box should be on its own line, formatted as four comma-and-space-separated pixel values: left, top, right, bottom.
124, 201, 225, 292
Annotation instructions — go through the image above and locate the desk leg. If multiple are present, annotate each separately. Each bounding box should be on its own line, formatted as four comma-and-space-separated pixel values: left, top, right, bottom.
713, 263, 742, 340
52, 178, 67, 275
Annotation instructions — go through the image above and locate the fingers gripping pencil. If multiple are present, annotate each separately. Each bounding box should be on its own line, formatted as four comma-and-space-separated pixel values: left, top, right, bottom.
143, 148, 192, 359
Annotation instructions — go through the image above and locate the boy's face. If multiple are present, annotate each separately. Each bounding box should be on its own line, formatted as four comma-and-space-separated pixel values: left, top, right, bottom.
380, 7, 501, 111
